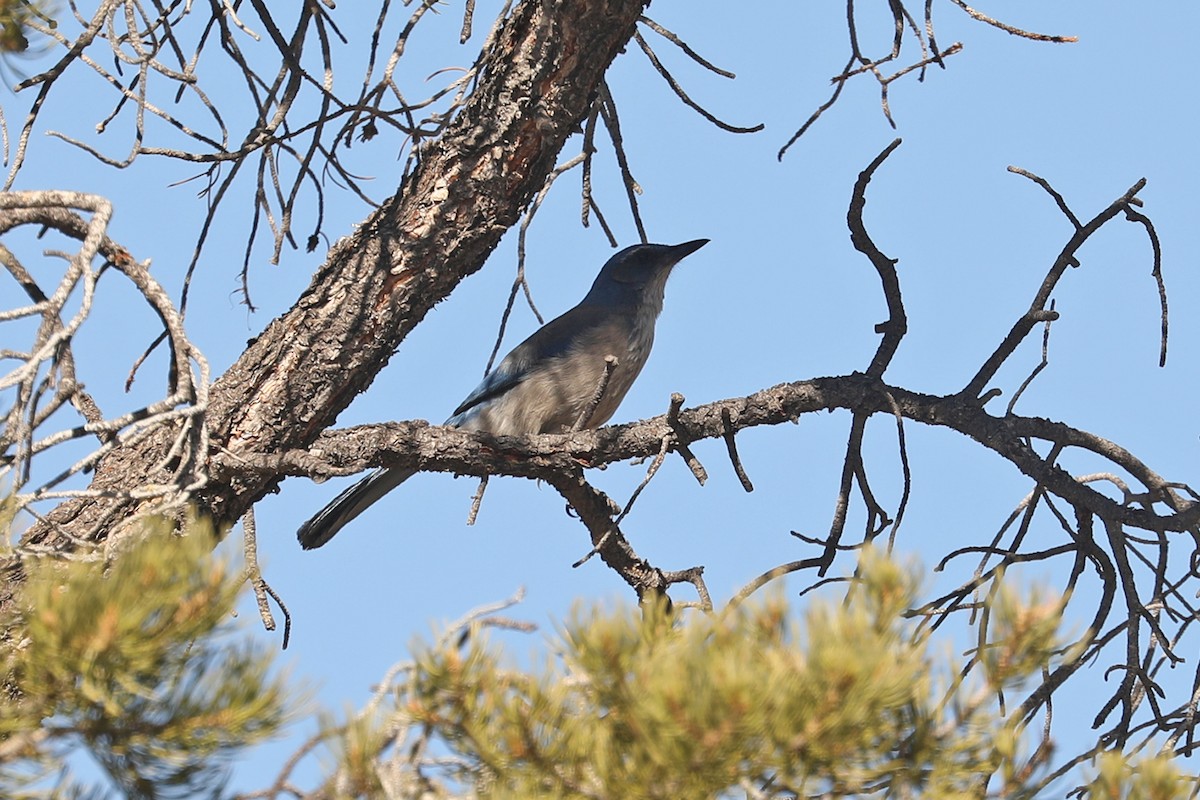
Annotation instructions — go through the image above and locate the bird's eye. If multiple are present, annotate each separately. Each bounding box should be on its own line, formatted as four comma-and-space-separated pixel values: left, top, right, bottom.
610, 256, 653, 284
610, 265, 643, 283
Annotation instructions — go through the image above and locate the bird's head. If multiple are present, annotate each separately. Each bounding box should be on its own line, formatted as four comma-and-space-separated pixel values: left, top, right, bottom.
581, 239, 708, 310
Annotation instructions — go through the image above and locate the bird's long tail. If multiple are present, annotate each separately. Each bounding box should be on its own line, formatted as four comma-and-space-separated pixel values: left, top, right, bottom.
297, 466, 417, 550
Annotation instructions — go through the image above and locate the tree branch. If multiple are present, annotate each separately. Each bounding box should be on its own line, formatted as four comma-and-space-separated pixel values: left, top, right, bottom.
18, 0, 652, 552
243, 374, 1198, 538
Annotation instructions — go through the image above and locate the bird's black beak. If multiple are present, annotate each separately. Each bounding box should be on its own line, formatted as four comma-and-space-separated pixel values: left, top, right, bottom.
669, 239, 709, 262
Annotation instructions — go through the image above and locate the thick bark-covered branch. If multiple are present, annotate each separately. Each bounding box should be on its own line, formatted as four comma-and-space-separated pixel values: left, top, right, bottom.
218, 371, 1196, 599
21, 0, 650, 550
245, 374, 1198, 537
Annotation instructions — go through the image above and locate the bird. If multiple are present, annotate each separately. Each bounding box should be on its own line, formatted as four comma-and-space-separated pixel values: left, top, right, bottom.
297, 239, 709, 549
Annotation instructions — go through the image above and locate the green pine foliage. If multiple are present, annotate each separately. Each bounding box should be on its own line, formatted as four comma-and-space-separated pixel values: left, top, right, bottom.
397, 550, 1191, 799
0, 0, 52, 53
0, 519, 291, 799
0, 523, 1190, 798
404, 551, 1003, 797
1088, 751, 1190, 800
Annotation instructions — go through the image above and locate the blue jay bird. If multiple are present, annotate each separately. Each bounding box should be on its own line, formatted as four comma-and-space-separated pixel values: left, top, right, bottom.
297, 239, 708, 549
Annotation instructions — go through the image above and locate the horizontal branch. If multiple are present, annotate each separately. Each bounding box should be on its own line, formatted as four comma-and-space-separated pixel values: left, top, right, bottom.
252, 374, 1199, 536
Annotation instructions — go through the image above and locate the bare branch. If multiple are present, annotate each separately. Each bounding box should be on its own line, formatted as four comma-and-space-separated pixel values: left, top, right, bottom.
781, 1, 1074, 156
720, 408, 754, 493
546, 469, 673, 601
849, 137, 907, 378
596, 81, 647, 243
947, 0, 1078, 43
638, 16, 736, 79
242, 507, 292, 649
572, 355, 620, 432
1123, 204, 1169, 367
632, 29, 763, 135
962, 174, 1148, 399
0, 192, 208, 540
667, 392, 707, 485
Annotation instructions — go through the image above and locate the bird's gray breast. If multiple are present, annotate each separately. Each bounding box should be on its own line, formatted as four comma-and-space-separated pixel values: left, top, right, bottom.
459, 315, 655, 435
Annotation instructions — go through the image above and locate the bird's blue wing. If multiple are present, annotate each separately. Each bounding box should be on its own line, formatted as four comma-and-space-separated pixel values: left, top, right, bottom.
448, 305, 608, 420
449, 362, 524, 419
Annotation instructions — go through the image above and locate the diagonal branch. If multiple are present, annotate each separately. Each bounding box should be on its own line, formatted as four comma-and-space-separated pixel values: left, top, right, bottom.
962, 175, 1148, 399
17, 0, 653, 554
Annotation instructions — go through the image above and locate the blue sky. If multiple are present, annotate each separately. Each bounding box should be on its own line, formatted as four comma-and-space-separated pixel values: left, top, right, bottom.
6, 1, 1200, 793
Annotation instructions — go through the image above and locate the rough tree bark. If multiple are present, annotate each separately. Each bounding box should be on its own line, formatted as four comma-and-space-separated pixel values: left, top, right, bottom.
16, 0, 651, 555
